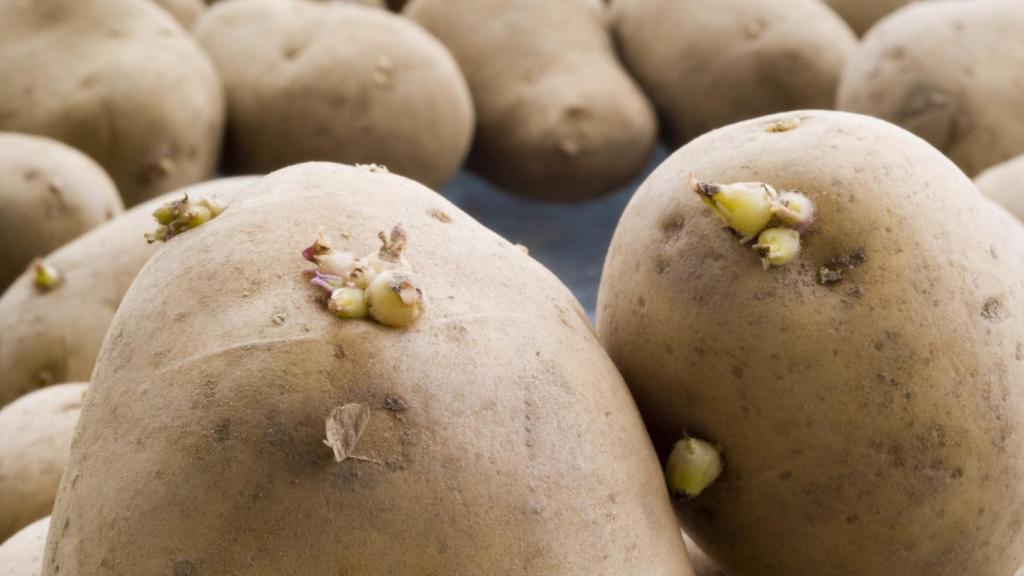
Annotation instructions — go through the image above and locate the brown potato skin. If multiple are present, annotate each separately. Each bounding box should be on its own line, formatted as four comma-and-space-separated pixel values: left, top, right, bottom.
0, 0, 224, 206
976, 154, 1024, 222
151, 0, 204, 29
611, 0, 856, 147
195, 0, 473, 190
596, 110, 1024, 576
0, 177, 257, 407
0, 384, 85, 542
0, 133, 123, 291
837, 0, 1024, 177
43, 163, 693, 576
0, 517, 50, 576
406, 0, 656, 201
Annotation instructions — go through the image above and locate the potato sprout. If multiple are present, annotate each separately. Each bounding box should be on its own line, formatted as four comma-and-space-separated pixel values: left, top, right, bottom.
665, 436, 723, 499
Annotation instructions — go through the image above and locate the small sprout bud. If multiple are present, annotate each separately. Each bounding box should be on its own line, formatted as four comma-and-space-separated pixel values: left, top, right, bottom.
753, 227, 801, 268
366, 270, 423, 328
328, 287, 369, 319
144, 194, 224, 243
772, 191, 815, 230
666, 436, 723, 499
690, 174, 775, 242
767, 116, 802, 132
31, 259, 62, 291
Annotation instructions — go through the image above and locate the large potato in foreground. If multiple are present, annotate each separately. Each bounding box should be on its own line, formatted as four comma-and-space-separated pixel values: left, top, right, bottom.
0, 177, 256, 407
0, 384, 85, 542
43, 163, 693, 575
0, 133, 123, 291
611, 0, 856, 146
976, 154, 1024, 222
837, 0, 1024, 177
195, 0, 473, 190
597, 111, 1024, 576
0, 517, 49, 576
0, 0, 224, 205
407, 0, 656, 201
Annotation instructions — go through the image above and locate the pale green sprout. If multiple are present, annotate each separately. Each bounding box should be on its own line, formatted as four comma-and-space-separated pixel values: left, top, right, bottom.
328, 287, 369, 319
366, 270, 424, 328
145, 194, 225, 243
665, 436, 723, 499
689, 174, 775, 242
31, 259, 62, 291
753, 227, 802, 269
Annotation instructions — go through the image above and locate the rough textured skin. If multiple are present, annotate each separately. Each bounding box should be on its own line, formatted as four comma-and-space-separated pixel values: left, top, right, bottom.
0, 385, 85, 542
406, 0, 656, 201
0, 0, 224, 206
596, 111, 1024, 576
976, 154, 1024, 222
0, 133, 123, 291
195, 0, 473, 190
0, 177, 256, 407
0, 517, 50, 576
611, 0, 856, 147
823, 0, 916, 35
43, 163, 694, 576
684, 534, 730, 576
837, 0, 1024, 177
151, 0, 204, 29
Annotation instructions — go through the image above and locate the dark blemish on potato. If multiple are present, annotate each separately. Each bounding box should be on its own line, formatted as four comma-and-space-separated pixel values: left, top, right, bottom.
990, 246, 999, 260
637, 295, 646, 310
660, 214, 686, 237
845, 513, 860, 524
383, 395, 407, 412
1015, 344, 1023, 361
654, 255, 669, 275
173, 560, 195, 576
22, 168, 40, 182
281, 42, 307, 61
730, 365, 744, 379
818, 249, 867, 286
427, 208, 450, 223
981, 297, 1002, 320
950, 467, 964, 480
213, 420, 231, 443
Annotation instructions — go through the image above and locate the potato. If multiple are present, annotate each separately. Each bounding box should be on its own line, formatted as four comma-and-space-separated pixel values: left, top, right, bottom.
0, 517, 49, 576
596, 111, 1024, 575
0, 384, 85, 542
610, 0, 856, 147
823, 0, 916, 35
195, 0, 472, 190
0, 133, 123, 291
43, 162, 693, 575
406, 0, 656, 201
0, 0, 224, 205
976, 154, 1024, 222
152, 0, 205, 29
837, 0, 1024, 177
0, 177, 256, 407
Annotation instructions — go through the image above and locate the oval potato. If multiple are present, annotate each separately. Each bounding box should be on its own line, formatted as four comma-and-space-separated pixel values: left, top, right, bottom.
0, 517, 50, 576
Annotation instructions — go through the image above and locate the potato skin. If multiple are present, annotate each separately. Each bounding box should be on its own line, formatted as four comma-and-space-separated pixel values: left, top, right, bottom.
0, 384, 85, 542
406, 0, 656, 201
195, 0, 473, 190
0, 177, 256, 407
611, 0, 856, 147
837, 0, 1024, 177
0, 0, 224, 205
0, 133, 123, 291
976, 154, 1024, 222
684, 535, 729, 576
0, 517, 50, 576
43, 163, 693, 576
151, 0, 204, 29
596, 111, 1024, 575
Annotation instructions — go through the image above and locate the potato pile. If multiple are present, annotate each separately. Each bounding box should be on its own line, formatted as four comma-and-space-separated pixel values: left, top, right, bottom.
2, 1, 1024, 576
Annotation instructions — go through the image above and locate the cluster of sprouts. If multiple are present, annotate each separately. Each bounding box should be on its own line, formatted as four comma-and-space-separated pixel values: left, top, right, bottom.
303, 224, 424, 328
689, 174, 815, 269
144, 194, 224, 243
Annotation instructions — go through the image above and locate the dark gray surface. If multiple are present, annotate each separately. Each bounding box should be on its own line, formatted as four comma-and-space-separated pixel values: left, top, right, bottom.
439, 147, 669, 318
